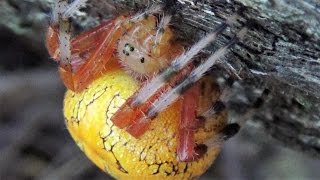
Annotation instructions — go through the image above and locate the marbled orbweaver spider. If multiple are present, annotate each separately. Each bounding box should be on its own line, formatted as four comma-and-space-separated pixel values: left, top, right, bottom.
46, 0, 246, 179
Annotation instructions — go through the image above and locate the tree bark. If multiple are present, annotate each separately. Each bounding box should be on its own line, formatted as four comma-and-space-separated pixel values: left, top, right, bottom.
1, 0, 320, 159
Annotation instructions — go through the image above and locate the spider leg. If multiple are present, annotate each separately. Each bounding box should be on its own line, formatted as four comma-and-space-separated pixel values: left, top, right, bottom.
51, 0, 67, 25
49, 0, 89, 70
55, 0, 72, 69
154, 15, 172, 46
198, 100, 226, 121
48, 0, 136, 91
60, 19, 127, 91
203, 82, 270, 151
111, 14, 239, 129
47, 18, 125, 91
198, 87, 237, 147
197, 77, 235, 120
205, 123, 241, 149
131, 15, 239, 108
62, 0, 89, 20
179, 94, 241, 161
177, 84, 203, 162
52, 0, 89, 23
112, 27, 247, 139
146, 28, 247, 118
130, 5, 162, 22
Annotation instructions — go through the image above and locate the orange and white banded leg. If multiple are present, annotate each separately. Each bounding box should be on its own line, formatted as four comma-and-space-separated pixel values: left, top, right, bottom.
111, 14, 240, 129
112, 26, 247, 136
177, 84, 204, 162
47, 0, 131, 91
50, 0, 89, 66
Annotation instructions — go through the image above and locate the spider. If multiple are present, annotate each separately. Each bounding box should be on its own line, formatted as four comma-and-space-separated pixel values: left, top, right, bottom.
46, 0, 247, 179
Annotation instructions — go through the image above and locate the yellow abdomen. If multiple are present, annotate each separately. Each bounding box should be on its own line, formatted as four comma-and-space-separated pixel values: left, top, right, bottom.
64, 69, 225, 179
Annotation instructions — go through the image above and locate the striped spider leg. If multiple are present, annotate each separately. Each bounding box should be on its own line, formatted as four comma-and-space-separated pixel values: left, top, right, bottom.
47, 0, 130, 91
111, 13, 247, 161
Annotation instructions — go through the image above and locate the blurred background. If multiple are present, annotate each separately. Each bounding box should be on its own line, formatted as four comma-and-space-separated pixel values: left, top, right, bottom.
0, 0, 320, 180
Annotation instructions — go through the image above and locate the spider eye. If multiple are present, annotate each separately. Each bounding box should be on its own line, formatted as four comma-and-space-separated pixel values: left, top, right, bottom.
123, 43, 135, 54
140, 57, 145, 63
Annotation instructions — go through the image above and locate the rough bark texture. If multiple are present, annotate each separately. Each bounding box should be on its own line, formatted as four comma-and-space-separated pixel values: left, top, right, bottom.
0, 0, 319, 178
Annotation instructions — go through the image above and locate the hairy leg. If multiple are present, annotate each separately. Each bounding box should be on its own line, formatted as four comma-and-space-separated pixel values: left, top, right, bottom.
111, 14, 240, 131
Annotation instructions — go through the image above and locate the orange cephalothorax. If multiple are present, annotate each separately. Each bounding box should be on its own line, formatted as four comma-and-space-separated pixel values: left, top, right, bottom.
117, 15, 182, 79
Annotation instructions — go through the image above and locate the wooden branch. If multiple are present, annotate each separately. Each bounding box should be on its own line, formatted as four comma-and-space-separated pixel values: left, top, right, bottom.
1, 0, 319, 159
